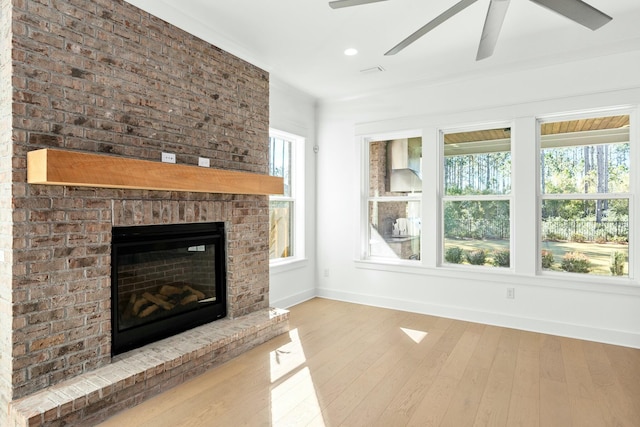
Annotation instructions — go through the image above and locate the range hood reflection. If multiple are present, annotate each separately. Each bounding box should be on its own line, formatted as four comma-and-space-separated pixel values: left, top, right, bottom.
390, 168, 422, 193
389, 138, 422, 193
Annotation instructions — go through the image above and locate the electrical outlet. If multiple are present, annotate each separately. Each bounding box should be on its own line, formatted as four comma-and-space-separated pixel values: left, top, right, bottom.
323, 269, 330, 278
506, 287, 515, 299
198, 157, 210, 167
161, 152, 176, 163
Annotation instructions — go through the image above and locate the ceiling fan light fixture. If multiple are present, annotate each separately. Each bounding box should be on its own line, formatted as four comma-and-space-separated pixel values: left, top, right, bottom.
330, 0, 612, 61
344, 48, 358, 56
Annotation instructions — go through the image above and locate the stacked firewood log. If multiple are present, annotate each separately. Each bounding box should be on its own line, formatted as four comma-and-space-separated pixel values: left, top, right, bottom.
122, 284, 208, 319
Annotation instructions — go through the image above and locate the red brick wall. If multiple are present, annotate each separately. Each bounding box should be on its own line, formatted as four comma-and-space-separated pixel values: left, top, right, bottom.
6, 0, 270, 402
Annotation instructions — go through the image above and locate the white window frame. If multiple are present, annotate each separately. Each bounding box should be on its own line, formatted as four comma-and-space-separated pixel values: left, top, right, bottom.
269, 129, 305, 265
536, 109, 634, 279
439, 122, 514, 270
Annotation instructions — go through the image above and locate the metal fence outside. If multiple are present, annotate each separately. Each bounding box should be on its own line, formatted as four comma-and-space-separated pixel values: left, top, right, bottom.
542, 219, 629, 241
445, 218, 629, 241
445, 218, 510, 240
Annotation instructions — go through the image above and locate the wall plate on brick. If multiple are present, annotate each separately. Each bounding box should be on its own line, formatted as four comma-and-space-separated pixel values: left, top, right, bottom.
161, 152, 176, 163
198, 157, 210, 167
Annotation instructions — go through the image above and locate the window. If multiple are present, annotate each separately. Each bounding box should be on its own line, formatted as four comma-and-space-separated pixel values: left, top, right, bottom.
366, 137, 422, 261
269, 130, 304, 262
442, 127, 512, 268
539, 114, 630, 276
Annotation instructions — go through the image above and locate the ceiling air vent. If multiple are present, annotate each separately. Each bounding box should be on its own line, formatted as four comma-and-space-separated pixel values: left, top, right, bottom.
360, 66, 385, 75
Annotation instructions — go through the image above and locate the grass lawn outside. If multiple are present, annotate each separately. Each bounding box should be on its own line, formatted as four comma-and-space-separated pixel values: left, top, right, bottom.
444, 238, 629, 276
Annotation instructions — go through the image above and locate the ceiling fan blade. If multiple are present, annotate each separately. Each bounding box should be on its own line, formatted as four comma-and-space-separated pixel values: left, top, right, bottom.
529, 0, 612, 30
329, 0, 388, 9
385, 0, 478, 56
476, 0, 511, 61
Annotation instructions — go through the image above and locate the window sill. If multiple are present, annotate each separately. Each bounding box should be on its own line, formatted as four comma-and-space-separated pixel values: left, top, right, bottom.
270, 258, 309, 274
354, 259, 640, 296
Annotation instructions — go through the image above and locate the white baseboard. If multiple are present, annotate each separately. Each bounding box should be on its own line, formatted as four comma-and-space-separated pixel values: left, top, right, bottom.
316, 287, 640, 349
270, 288, 317, 309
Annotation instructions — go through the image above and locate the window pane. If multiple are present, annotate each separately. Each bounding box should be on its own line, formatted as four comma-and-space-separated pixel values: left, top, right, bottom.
269, 201, 293, 259
541, 199, 629, 276
443, 200, 510, 267
444, 128, 511, 196
269, 136, 292, 197
540, 115, 630, 195
369, 138, 422, 197
369, 200, 421, 260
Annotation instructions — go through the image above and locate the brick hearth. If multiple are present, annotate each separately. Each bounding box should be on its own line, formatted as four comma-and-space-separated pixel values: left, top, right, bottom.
0, 0, 288, 425
9, 307, 289, 426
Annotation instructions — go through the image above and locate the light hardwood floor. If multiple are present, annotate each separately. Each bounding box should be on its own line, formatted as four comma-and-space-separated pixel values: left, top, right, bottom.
99, 298, 640, 426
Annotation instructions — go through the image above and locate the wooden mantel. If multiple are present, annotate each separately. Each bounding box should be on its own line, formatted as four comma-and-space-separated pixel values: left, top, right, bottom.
27, 149, 283, 195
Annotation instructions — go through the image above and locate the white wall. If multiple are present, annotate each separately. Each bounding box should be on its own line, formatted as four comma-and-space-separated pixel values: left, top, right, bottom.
315, 49, 640, 348
268, 77, 318, 308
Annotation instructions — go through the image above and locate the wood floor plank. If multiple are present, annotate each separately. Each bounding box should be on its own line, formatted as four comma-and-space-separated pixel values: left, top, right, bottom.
582, 340, 640, 426
98, 298, 640, 427
539, 377, 572, 427
471, 328, 520, 427
539, 335, 566, 383
318, 311, 416, 425
603, 343, 640, 402
375, 334, 449, 425
570, 396, 606, 427
438, 325, 483, 380
561, 338, 598, 400
438, 325, 500, 427
341, 315, 452, 426
406, 322, 482, 426
407, 375, 459, 426
506, 394, 539, 427
510, 330, 541, 399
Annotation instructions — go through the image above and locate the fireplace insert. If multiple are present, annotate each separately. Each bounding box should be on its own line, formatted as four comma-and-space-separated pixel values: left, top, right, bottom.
111, 222, 226, 355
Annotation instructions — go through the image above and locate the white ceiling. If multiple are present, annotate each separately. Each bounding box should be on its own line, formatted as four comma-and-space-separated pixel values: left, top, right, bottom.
126, 0, 640, 101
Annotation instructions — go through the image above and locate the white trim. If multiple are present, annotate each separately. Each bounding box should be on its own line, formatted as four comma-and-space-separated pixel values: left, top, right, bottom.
353, 259, 640, 295
630, 108, 639, 280
314, 289, 640, 349
269, 288, 317, 309
541, 193, 630, 200
443, 194, 512, 201
270, 258, 309, 273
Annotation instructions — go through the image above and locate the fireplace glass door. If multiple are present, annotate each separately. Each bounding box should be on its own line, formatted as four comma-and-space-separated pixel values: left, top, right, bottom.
111, 222, 226, 355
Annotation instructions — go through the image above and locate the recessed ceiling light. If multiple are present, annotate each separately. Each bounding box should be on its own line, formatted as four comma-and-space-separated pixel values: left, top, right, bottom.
344, 48, 358, 56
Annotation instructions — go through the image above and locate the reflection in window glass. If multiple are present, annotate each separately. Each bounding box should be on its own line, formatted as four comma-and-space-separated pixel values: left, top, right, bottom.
369, 138, 422, 197
369, 200, 421, 260
539, 115, 630, 276
367, 137, 422, 261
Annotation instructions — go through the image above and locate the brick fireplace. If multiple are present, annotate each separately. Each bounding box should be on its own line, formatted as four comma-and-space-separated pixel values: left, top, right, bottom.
0, 0, 289, 425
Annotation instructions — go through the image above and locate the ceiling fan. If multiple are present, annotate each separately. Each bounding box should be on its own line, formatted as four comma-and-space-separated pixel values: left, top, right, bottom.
328, 0, 612, 60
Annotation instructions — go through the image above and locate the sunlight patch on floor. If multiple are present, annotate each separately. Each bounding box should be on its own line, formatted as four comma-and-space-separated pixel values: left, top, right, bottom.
271, 367, 325, 426
269, 328, 326, 426
270, 328, 306, 382
401, 327, 428, 343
